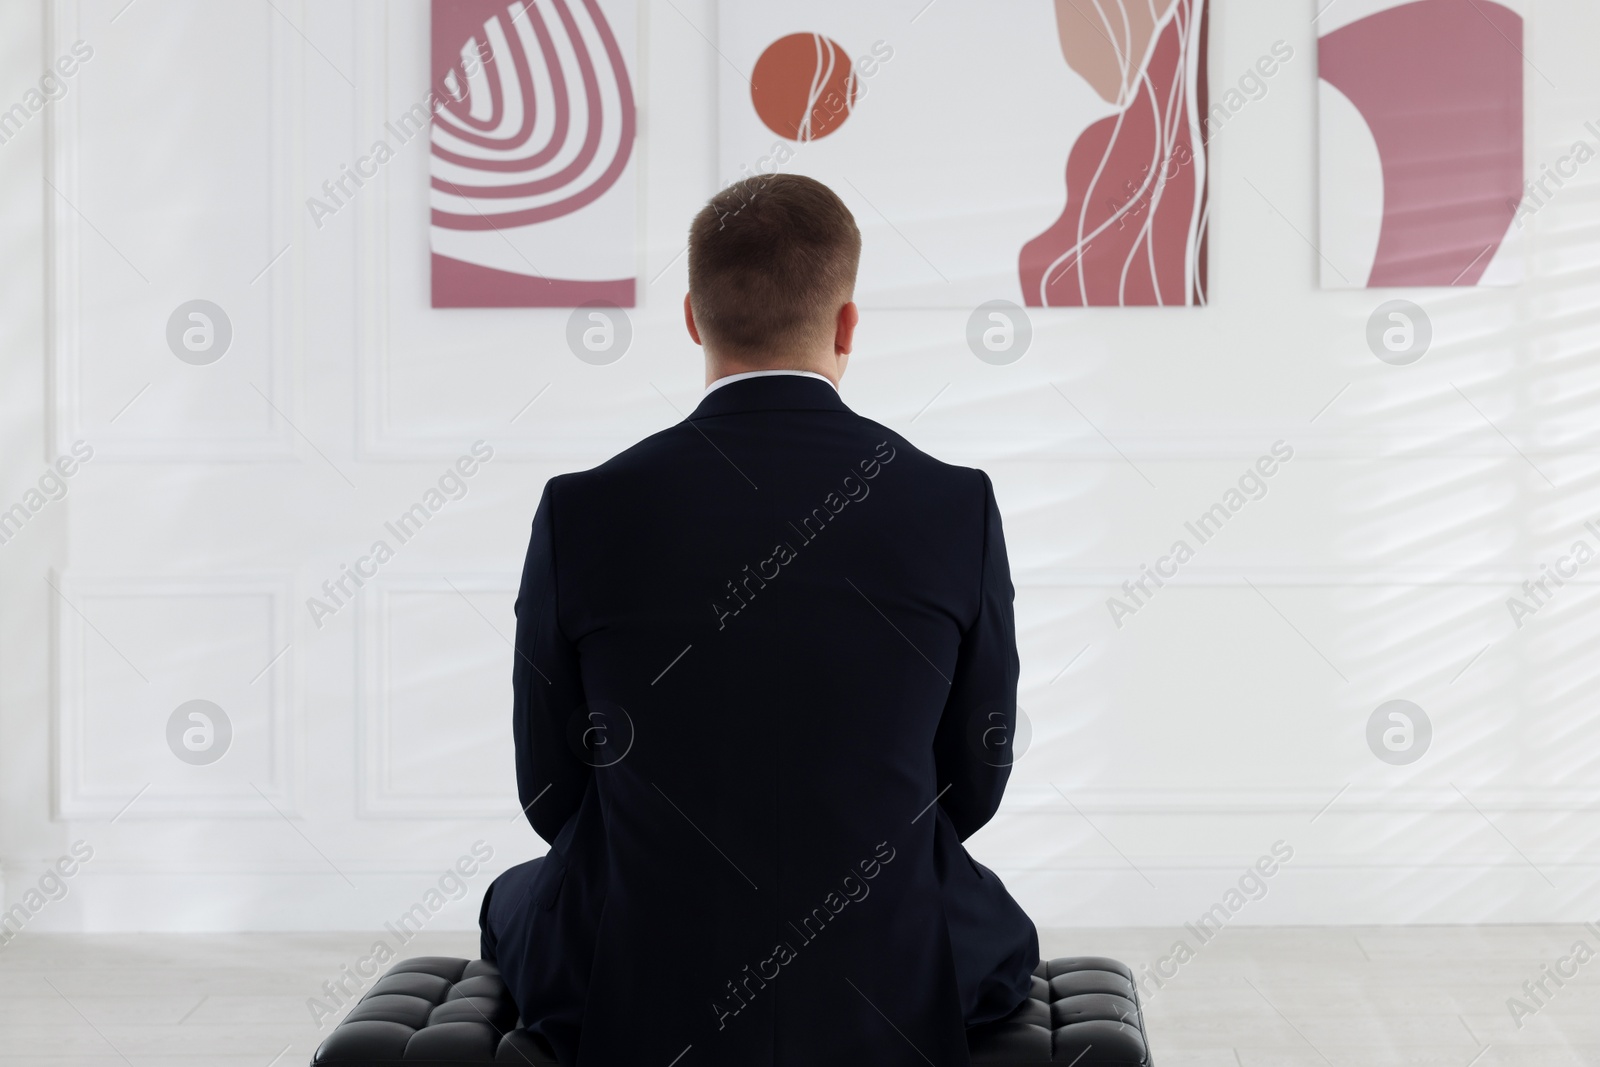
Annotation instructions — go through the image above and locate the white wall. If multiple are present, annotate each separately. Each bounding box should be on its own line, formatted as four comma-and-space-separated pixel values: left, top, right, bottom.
2, 0, 1598, 933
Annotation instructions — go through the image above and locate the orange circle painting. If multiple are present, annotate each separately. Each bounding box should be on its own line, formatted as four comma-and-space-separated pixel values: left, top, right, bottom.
750, 33, 859, 142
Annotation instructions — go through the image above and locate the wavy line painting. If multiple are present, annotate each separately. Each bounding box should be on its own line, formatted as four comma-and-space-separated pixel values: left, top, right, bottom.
1020, 0, 1210, 306
751, 33, 860, 142
430, 0, 637, 307
715, 2, 1210, 308
1317, 0, 1525, 288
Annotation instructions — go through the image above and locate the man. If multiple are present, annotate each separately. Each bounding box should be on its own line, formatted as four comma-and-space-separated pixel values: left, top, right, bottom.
480, 174, 1038, 1066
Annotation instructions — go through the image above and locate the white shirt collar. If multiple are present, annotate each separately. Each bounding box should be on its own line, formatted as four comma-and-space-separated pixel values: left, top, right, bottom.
701, 369, 839, 399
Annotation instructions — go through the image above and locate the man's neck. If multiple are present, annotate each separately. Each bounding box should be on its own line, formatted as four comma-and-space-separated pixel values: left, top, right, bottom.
704, 358, 840, 389
701, 369, 840, 398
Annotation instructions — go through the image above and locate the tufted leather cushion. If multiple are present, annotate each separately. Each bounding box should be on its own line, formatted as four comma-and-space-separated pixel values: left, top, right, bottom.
310, 957, 557, 1065
312, 955, 1152, 1065
967, 956, 1152, 1065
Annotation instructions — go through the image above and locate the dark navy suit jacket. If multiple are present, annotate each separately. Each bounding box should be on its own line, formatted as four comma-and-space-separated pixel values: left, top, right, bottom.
505, 374, 1038, 1066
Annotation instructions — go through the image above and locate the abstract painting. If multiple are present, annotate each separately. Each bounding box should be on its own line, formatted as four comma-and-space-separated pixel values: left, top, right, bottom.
1021, 0, 1209, 306
750, 33, 861, 142
1317, 0, 1525, 288
430, 0, 637, 308
717, 0, 1209, 308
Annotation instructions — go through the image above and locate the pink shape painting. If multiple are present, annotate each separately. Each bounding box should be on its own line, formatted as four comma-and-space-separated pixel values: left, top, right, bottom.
1019, 0, 1210, 307
1318, 0, 1524, 288
430, 0, 637, 307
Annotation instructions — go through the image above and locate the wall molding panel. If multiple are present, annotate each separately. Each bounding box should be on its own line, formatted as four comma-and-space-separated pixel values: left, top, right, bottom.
45, 0, 302, 463
352, 0, 657, 462
357, 575, 520, 818
54, 571, 297, 819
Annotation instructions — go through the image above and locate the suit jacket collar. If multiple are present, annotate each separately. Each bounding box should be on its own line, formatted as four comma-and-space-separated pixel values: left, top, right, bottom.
687, 372, 851, 420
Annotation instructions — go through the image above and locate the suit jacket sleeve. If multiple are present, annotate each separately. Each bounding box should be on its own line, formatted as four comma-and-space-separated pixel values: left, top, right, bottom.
933, 469, 1020, 842
513, 478, 591, 845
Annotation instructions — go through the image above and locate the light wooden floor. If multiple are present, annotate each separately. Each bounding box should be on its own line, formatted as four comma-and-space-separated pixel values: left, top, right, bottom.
0, 927, 1594, 1065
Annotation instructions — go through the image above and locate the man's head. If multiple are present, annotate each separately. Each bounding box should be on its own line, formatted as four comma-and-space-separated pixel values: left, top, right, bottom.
685, 174, 861, 384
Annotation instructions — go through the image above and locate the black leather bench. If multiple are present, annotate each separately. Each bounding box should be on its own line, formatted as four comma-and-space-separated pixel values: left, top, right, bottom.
311, 955, 1152, 1065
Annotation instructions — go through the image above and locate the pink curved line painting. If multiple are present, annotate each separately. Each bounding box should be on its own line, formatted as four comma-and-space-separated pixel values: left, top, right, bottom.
431, 0, 637, 307
1318, 0, 1524, 288
1020, 0, 1210, 307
